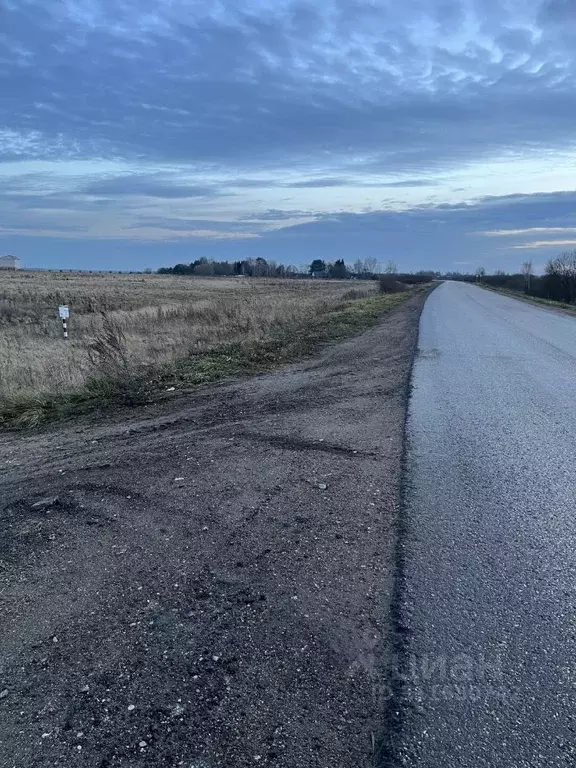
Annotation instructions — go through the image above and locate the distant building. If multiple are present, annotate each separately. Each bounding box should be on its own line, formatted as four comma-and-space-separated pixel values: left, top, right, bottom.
0, 255, 20, 270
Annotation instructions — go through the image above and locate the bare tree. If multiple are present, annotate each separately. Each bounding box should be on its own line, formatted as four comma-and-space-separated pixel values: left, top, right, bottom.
384, 260, 397, 275
353, 258, 364, 276
521, 260, 533, 294
363, 256, 379, 275
545, 251, 576, 303
475, 266, 486, 282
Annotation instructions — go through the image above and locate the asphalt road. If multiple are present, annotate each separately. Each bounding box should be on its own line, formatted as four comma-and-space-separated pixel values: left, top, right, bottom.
393, 282, 576, 766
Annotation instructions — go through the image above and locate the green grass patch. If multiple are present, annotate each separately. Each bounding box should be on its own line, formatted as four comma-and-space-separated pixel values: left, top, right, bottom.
0, 289, 419, 430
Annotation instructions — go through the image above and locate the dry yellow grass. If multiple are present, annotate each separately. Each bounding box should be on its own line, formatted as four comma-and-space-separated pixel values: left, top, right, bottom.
0, 271, 375, 401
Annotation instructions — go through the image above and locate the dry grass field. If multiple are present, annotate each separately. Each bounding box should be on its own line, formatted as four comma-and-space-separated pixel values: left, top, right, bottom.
0, 271, 387, 421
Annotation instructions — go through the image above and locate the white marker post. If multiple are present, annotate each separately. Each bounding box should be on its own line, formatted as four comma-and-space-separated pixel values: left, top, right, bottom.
59, 305, 70, 340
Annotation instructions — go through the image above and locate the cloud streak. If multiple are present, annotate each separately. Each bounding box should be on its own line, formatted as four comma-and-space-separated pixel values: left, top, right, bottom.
511, 240, 576, 249
81, 176, 219, 199
479, 227, 576, 237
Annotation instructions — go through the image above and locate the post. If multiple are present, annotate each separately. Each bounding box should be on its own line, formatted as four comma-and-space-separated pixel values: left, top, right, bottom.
59, 305, 70, 340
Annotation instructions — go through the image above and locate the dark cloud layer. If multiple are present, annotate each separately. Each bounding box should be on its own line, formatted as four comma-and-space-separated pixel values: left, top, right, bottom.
3, 0, 576, 169
1, 1, 576, 268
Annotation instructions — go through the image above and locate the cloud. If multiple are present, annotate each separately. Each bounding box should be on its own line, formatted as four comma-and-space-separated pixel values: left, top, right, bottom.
143, 229, 260, 241
226, 179, 274, 188
3, 187, 576, 269
2, 1, 576, 268
538, 0, 576, 25
377, 179, 439, 189
4, 189, 576, 271
511, 239, 576, 249
284, 178, 350, 188
241, 209, 320, 221
127, 216, 262, 236
282, 177, 438, 189
250, 189, 576, 268
479, 227, 576, 237
81, 175, 218, 199
3, 0, 576, 173
0, 225, 259, 242
0, 221, 88, 233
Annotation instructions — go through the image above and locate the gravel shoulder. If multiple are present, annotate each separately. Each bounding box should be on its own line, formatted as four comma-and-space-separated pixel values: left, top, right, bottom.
0, 292, 427, 768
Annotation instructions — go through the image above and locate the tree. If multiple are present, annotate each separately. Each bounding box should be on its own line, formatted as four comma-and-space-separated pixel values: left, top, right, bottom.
384, 260, 397, 275
235, 260, 253, 276
416, 270, 441, 277
212, 260, 234, 276
545, 251, 576, 303
475, 266, 486, 282
328, 259, 347, 279
194, 261, 215, 276
253, 257, 269, 277
309, 259, 327, 276
521, 260, 533, 294
363, 256, 379, 275
353, 258, 364, 277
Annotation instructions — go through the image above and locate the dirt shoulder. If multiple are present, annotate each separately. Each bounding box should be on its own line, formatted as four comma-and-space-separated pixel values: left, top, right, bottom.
0, 291, 427, 768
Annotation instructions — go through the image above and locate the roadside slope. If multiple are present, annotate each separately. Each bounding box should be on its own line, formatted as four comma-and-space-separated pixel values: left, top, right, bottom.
0, 291, 428, 768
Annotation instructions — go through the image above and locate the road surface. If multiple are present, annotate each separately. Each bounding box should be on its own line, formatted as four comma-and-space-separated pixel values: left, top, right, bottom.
393, 282, 576, 766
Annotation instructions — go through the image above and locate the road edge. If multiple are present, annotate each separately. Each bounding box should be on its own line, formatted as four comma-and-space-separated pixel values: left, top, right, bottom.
375, 283, 437, 766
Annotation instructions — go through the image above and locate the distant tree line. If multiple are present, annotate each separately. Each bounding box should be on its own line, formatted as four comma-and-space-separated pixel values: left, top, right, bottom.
157, 257, 299, 277
157, 256, 442, 281
444, 251, 576, 304
157, 256, 363, 279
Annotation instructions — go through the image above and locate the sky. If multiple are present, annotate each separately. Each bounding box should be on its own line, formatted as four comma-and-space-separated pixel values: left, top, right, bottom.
1, 0, 576, 272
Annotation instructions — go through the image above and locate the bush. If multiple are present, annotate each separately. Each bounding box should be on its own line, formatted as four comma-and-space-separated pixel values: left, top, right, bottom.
378, 276, 407, 294
483, 274, 524, 292
395, 273, 433, 285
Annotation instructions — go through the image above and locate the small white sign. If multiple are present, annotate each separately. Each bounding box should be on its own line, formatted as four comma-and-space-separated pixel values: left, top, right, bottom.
59, 305, 70, 319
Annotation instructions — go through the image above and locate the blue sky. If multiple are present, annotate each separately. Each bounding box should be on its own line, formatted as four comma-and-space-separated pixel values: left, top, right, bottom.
2, 0, 576, 272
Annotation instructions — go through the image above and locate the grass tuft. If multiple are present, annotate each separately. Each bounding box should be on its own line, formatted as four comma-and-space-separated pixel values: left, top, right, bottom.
0, 395, 61, 429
